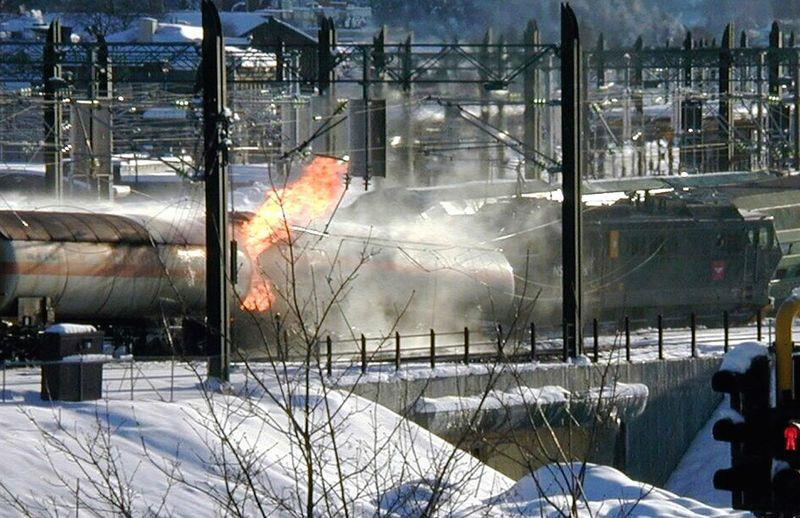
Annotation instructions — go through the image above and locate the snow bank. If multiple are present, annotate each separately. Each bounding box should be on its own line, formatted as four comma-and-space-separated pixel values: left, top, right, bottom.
0, 363, 510, 516
719, 342, 767, 374
493, 462, 745, 517
0, 362, 740, 516
44, 323, 98, 335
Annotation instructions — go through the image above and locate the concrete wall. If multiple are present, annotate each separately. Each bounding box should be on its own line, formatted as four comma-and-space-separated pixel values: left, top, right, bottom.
341, 357, 723, 486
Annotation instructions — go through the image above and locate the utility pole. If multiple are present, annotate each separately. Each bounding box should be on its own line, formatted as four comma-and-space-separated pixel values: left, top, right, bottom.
202, 0, 232, 383
91, 35, 113, 198
523, 20, 541, 180
317, 16, 336, 157
362, 45, 371, 190
561, 3, 582, 359
719, 23, 734, 172
769, 21, 782, 171
43, 20, 63, 200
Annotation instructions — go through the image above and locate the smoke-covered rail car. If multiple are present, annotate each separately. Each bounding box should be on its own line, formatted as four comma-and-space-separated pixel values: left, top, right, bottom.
245, 224, 517, 343
459, 194, 781, 326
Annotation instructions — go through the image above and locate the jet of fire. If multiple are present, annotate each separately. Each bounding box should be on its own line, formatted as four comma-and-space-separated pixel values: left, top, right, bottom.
240, 156, 348, 312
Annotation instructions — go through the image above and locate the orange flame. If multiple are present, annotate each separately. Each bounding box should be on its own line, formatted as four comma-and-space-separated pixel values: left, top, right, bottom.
240, 156, 348, 312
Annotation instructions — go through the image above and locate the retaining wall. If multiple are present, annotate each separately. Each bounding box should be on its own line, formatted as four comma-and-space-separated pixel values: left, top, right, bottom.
341, 356, 723, 485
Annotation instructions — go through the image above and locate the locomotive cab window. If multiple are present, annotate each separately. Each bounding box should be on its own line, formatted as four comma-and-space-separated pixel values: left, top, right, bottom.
758, 226, 773, 250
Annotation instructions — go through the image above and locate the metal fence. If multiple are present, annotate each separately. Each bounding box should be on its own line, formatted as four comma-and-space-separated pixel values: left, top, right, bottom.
315, 309, 776, 375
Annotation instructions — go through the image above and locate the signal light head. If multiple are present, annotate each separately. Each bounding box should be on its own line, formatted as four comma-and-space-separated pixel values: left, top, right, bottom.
785, 422, 800, 452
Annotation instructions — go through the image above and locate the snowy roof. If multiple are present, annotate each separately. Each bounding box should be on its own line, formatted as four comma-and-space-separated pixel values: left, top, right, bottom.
163, 10, 270, 37
0, 11, 48, 33
107, 21, 203, 44
44, 323, 98, 335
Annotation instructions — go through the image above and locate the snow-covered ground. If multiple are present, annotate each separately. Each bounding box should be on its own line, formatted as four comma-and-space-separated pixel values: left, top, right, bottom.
0, 359, 741, 516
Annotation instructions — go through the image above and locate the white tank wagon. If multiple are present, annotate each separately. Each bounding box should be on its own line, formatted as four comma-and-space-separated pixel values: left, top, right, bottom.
0, 210, 252, 321
251, 226, 517, 341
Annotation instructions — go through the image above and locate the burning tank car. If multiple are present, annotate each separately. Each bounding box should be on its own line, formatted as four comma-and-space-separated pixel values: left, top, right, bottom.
454, 193, 781, 327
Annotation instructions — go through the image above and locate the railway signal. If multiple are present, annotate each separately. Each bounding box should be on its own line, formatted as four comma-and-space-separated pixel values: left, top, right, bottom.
711, 351, 772, 511
773, 419, 800, 510
712, 295, 800, 514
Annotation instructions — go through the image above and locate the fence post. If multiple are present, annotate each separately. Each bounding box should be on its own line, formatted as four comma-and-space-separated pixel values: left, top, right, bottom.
1, 360, 5, 403
530, 322, 536, 362
326, 335, 332, 377
691, 312, 697, 358
756, 309, 762, 342
430, 329, 436, 369
625, 316, 631, 362
592, 318, 599, 363
464, 327, 470, 365
130, 353, 134, 401
170, 355, 175, 403
496, 323, 503, 357
360, 334, 367, 374
274, 313, 282, 361
395, 332, 401, 371
657, 314, 664, 360
723, 310, 729, 354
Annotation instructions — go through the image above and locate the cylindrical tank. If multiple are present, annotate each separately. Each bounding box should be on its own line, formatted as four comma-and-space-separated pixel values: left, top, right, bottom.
253, 224, 516, 336
0, 210, 251, 321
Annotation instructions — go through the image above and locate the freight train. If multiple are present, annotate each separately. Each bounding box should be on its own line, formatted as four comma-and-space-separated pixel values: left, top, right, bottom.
0, 187, 783, 358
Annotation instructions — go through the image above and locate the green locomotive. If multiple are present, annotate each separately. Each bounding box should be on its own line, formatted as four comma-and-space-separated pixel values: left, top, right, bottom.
464, 192, 781, 326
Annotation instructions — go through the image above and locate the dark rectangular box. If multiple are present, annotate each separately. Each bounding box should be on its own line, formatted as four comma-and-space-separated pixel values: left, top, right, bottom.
41, 363, 103, 402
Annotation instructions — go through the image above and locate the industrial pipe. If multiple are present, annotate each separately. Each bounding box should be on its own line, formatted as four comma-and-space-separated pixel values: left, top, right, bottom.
775, 294, 800, 400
